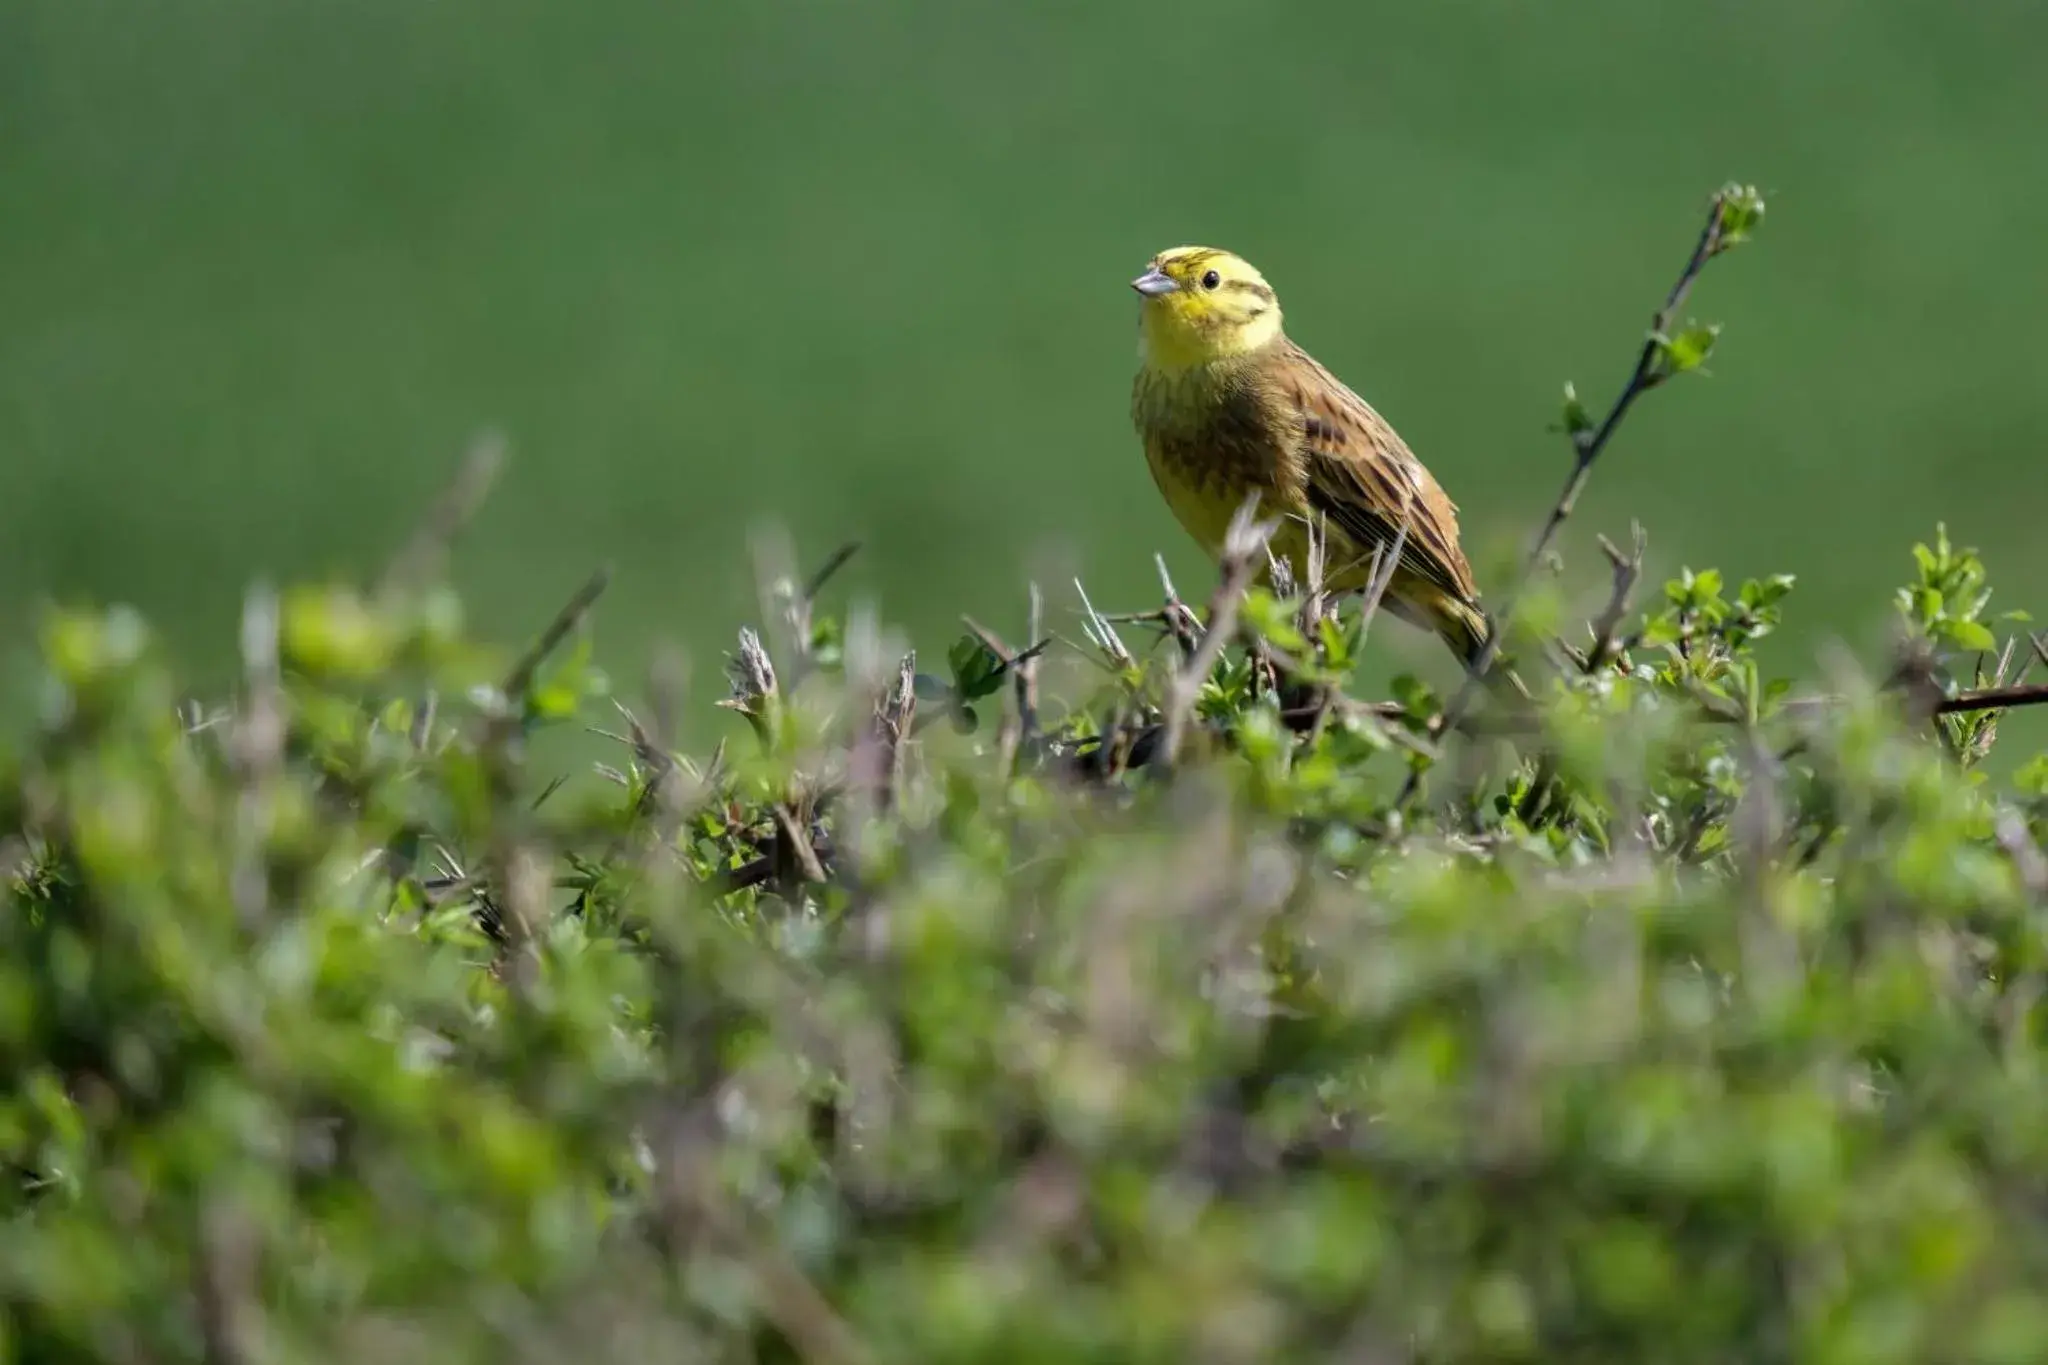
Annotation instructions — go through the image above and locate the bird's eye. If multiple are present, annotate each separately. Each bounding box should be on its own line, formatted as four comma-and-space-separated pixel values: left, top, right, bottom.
1201, 269, 1221, 290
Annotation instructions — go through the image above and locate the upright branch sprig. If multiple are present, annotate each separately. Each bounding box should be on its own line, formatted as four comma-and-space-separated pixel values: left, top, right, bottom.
961, 593, 1052, 774
1159, 495, 1280, 770
719, 627, 781, 745
1074, 578, 1136, 672
1577, 523, 1649, 675
499, 566, 614, 711
228, 584, 284, 930
1402, 183, 1765, 807
1155, 555, 1204, 662
376, 433, 506, 601
1016, 583, 1045, 756
751, 536, 860, 696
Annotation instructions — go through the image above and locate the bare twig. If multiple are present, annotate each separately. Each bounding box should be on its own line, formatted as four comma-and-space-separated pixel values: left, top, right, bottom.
1017, 583, 1045, 760
749, 536, 859, 695
1509, 524, 1649, 827
1582, 523, 1649, 674
1934, 682, 2048, 715
1293, 506, 1404, 749
848, 650, 917, 812
1355, 492, 1412, 642
1154, 554, 1203, 661
708, 835, 839, 897
1074, 578, 1136, 669
968, 613, 1034, 775
591, 654, 701, 862
1159, 496, 1280, 769
378, 433, 506, 598
230, 584, 284, 929
803, 541, 862, 603
456, 565, 614, 968
501, 565, 612, 702
1443, 672, 2048, 746
491, 840, 552, 991
1299, 509, 1331, 632
958, 619, 1053, 683
1996, 807, 2048, 898
772, 802, 828, 889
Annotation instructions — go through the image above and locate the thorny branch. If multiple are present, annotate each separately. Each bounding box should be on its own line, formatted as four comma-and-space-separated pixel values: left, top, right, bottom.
1159, 495, 1279, 770
1579, 523, 1649, 675
1935, 682, 2048, 716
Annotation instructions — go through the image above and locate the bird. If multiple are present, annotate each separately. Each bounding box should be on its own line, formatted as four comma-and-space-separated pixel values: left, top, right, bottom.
1129, 245, 1493, 666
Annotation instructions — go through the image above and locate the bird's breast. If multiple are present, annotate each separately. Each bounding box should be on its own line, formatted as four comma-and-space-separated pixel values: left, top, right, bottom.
1133, 362, 1304, 553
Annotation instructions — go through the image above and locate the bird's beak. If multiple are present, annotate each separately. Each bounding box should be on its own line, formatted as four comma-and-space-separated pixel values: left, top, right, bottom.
1130, 267, 1180, 298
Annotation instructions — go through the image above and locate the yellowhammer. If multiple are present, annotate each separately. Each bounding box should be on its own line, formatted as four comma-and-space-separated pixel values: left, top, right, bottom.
1130, 245, 1491, 664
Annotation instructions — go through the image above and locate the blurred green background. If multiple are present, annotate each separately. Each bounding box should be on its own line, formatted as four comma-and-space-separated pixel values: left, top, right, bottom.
5, 0, 2046, 720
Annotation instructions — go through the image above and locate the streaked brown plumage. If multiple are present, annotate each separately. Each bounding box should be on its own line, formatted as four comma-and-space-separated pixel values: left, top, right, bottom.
1130, 246, 1491, 663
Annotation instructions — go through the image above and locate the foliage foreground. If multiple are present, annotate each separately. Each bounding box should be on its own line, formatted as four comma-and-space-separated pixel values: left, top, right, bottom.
11, 190, 2048, 1364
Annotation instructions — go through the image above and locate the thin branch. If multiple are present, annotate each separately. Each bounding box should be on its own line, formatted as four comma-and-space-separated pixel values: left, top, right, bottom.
1074, 577, 1136, 669
230, 584, 284, 929
502, 565, 613, 701
958, 619, 1053, 682
848, 650, 917, 814
1996, 807, 2048, 899
1159, 495, 1280, 770
1935, 682, 2048, 715
1355, 491, 1412, 642
1154, 554, 1203, 661
1441, 674, 2048, 745
378, 433, 506, 598
1582, 523, 1649, 674
966, 615, 1032, 775
709, 836, 839, 897
803, 541, 862, 603
1017, 583, 1045, 761
772, 802, 828, 888
1402, 184, 1760, 809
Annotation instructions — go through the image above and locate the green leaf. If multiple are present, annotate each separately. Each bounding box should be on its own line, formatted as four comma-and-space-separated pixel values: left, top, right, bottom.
281, 586, 395, 680
1240, 590, 1307, 655
1389, 673, 1438, 723
947, 635, 1006, 700
1658, 321, 1721, 375
1740, 574, 1796, 611
1942, 619, 1997, 652
526, 633, 602, 723
1714, 183, 1766, 247
1557, 381, 1595, 441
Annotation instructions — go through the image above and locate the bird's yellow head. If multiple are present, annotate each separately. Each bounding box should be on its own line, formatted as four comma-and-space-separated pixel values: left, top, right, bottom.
1131, 246, 1284, 371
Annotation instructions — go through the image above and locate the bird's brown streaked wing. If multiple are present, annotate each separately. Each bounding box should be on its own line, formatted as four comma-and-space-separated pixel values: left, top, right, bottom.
1278, 341, 1479, 603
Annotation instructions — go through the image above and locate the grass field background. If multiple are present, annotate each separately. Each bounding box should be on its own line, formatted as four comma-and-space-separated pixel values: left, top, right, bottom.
5, 0, 2046, 728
